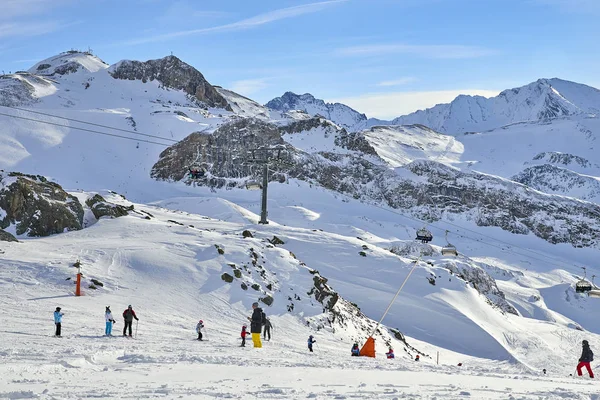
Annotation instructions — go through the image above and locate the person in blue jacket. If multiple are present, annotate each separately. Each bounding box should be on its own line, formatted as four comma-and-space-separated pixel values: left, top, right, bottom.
308, 335, 316, 352
54, 307, 64, 337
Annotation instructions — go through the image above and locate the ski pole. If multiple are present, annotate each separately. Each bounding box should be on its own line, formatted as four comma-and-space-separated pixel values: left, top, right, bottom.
135, 320, 139, 339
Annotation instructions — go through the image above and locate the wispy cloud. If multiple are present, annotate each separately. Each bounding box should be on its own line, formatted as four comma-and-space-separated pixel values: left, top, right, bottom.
0, 0, 71, 19
123, 0, 347, 45
336, 44, 498, 59
0, 21, 64, 39
230, 78, 270, 97
376, 77, 417, 87
330, 89, 500, 120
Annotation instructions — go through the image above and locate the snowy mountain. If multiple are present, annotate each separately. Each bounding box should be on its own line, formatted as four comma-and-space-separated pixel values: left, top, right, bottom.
3, 51, 600, 397
266, 91, 367, 131
391, 78, 600, 134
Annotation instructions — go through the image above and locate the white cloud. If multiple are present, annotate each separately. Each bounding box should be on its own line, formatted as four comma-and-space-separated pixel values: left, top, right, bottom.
336, 44, 497, 59
0, 21, 63, 39
230, 79, 269, 97
376, 77, 417, 87
329, 89, 500, 120
124, 0, 347, 45
0, 0, 71, 19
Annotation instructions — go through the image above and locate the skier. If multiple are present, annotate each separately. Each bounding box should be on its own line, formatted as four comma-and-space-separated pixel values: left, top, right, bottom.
415, 354, 420, 362
250, 302, 264, 348
105, 306, 116, 336
122, 305, 139, 337
542, 368, 547, 375
263, 317, 273, 341
241, 325, 250, 347
196, 320, 204, 341
307, 335, 316, 352
54, 307, 64, 337
577, 340, 595, 378
351, 343, 360, 356
386, 348, 395, 359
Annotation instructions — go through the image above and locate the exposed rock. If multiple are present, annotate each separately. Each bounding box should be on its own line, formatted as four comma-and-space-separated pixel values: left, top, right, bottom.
109, 55, 231, 110
242, 230, 253, 238
440, 260, 518, 315
0, 172, 83, 237
0, 229, 17, 242
85, 194, 133, 219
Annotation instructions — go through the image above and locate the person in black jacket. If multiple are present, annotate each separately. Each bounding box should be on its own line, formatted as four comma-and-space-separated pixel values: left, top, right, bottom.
250, 302, 264, 348
577, 340, 595, 378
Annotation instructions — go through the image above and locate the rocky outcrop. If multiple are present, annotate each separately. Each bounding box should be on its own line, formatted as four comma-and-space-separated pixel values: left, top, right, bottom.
0, 172, 84, 237
440, 260, 518, 315
109, 55, 231, 110
530, 152, 594, 169
151, 118, 289, 184
512, 164, 600, 203
85, 194, 133, 219
0, 229, 17, 242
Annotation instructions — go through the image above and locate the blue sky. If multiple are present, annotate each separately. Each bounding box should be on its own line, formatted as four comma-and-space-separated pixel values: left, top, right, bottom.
1, 0, 599, 119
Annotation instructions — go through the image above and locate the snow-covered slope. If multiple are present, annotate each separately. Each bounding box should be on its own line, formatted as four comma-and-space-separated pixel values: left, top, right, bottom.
362, 124, 463, 167
266, 91, 368, 132
391, 78, 600, 134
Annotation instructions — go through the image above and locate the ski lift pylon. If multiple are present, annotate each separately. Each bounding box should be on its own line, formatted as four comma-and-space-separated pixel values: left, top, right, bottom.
441, 230, 458, 256
575, 267, 593, 293
415, 226, 433, 243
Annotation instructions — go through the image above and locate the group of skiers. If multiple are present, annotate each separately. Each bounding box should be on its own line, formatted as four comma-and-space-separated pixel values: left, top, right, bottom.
52, 305, 597, 376
53, 305, 140, 338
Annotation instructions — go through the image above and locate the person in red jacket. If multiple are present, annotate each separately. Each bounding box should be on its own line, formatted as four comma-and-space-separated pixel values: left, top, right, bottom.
122, 305, 139, 337
240, 325, 250, 347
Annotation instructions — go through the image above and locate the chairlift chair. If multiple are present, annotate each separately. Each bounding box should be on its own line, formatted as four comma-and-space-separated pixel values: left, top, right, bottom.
245, 179, 262, 190
441, 230, 458, 256
415, 227, 433, 243
575, 267, 593, 293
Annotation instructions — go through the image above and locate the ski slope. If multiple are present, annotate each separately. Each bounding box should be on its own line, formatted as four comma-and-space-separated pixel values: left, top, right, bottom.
1, 187, 600, 398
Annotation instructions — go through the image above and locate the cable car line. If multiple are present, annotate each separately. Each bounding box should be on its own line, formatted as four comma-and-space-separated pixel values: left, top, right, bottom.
0, 105, 179, 143
0, 112, 172, 147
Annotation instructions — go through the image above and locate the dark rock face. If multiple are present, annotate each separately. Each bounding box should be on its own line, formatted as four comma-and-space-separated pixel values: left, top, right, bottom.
151, 118, 288, 184
0, 229, 17, 242
109, 55, 231, 110
85, 194, 133, 219
0, 173, 83, 237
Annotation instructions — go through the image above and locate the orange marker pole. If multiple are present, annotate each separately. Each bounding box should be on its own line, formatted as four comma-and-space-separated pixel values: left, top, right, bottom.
75, 272, 81, 296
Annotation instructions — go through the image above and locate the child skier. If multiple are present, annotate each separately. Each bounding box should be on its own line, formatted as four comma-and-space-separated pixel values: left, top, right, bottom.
105, 306, 116, 336
196, 320, 205, 341
386, 348, 395, 359
577, 340, 594, 378
307, 335, 316, 352
241, 325, 250, 347
351, 343, 360, 356
54, 307, 64, 337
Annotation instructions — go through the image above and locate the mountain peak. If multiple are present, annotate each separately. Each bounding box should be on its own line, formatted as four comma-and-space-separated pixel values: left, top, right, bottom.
109, 55, 231, 110
266, 91, 367, 131
28, 50, 109, 76
392, 78, 600, 134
